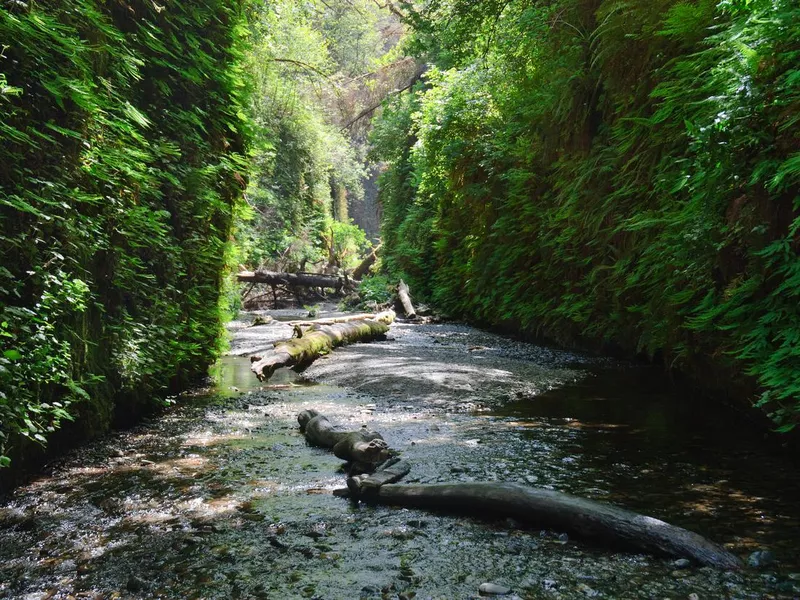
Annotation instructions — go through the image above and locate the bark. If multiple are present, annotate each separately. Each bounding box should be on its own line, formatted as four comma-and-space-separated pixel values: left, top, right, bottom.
372, 482, 742, 570
347, 459, 411, 498
352, 244, 381, 281
298, 409, 391, 465
237, 270, 357, 291
250, 316, 392, 381
397, 279, 416, 319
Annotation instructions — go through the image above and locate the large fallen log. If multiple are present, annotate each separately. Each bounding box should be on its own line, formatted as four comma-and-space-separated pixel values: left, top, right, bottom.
251, 312, 394, 380
298, 409, 391, 466
238, 270, 356, 291
289, 311, 393, 327
370, 482, 742, 570
397, 279, 416, 319
297, 409, 741, 569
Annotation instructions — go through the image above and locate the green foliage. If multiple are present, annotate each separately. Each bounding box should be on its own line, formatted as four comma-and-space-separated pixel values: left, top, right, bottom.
358, 274, 394, 306
374, 0, 800, 429
326, 219, 371, 269
0, 0, 249, 465
238, 0, 378, 271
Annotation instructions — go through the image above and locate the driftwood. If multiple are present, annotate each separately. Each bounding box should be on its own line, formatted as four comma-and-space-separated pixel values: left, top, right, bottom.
238, 270, 357, 291
347, 459, 411, 498
251, 312, 394, 380
298, 409, 391, 466
397, 279, 416, 319
369, 482, 741, 569
352, 244, 381, 280
289, 312, 392, 327
300, 409, 742, 570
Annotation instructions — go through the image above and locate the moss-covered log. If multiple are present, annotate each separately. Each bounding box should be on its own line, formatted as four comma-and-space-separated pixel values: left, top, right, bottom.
250, 314, 392, 380
371, 482, 742, 570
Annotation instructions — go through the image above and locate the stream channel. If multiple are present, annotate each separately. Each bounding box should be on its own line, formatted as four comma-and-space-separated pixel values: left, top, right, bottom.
2, 307, 800, 599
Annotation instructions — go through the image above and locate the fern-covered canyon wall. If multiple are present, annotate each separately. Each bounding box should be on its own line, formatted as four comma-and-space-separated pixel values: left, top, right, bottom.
0, 0, 249, 475
373, 0, 800, 429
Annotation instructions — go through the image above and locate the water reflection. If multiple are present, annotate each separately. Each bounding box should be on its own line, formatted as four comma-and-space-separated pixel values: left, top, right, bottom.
494, 365, 800, 568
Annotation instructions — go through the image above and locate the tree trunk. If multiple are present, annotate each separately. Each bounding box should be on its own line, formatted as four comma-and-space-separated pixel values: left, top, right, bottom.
238, 270, 357, 290
397, 279, 416, 319
298, 409, 391, 466
371, 482, 742, 570
250, 315, 392, 381
296, 410, 740, 569
289, 311, 393, 327
352, 244, 381, 280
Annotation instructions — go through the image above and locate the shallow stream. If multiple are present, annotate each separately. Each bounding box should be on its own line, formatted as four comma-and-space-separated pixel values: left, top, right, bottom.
1, 309, 799, 599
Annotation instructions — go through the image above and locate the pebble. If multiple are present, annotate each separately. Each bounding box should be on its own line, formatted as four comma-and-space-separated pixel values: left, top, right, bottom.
673, 558, 692, 569
478, 582, 511, 596
542, 579, 558, 591
748, 549, 776, 568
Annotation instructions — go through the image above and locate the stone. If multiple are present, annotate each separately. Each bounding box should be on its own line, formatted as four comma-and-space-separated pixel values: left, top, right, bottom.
673, 558, 691, 569
748, 550, 776, 568
542, 579, 558, 591
126, 575, 146, 592
478, 582, 512, 596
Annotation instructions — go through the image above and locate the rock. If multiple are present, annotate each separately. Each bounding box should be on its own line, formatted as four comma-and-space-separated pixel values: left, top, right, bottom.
748, 550, 776, 568
688, 594, 699, 600
542, 579, 558, 591
673, 558, 692, 569
360, 585, 381, 596
126, 575, 147, 592
479, 582, 512, 596
0, 508, 33, 530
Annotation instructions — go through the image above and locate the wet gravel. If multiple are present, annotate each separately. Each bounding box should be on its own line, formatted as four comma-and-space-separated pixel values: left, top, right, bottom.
1, 309, 800, 599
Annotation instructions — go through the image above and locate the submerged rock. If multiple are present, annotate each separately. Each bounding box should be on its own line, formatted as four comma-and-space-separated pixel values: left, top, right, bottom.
479, 582, 512, 596
748, 550, 776, 569
673, 558, 692, 570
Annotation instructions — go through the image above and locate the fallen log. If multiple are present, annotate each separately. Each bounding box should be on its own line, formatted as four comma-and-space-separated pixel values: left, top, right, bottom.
352, 244, 381, 280
238, 270, 356, 291
347, 459, 411, 498
251, 315, 392, 380
397, 279, 416, 319
298, 409, 391, 466
289, 310, 395, 327
370, 482, 742, 570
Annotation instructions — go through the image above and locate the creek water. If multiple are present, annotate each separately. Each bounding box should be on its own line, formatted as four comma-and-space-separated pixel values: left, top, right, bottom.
1, 310, 799, 599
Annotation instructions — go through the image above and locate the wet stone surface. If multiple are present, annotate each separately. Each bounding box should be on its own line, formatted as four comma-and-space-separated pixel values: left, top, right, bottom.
2, 309, 800, 599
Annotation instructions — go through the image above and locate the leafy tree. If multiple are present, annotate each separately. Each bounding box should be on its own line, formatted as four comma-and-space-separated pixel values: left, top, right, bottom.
373, 0, 800, 429
0, 0, 249, 467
